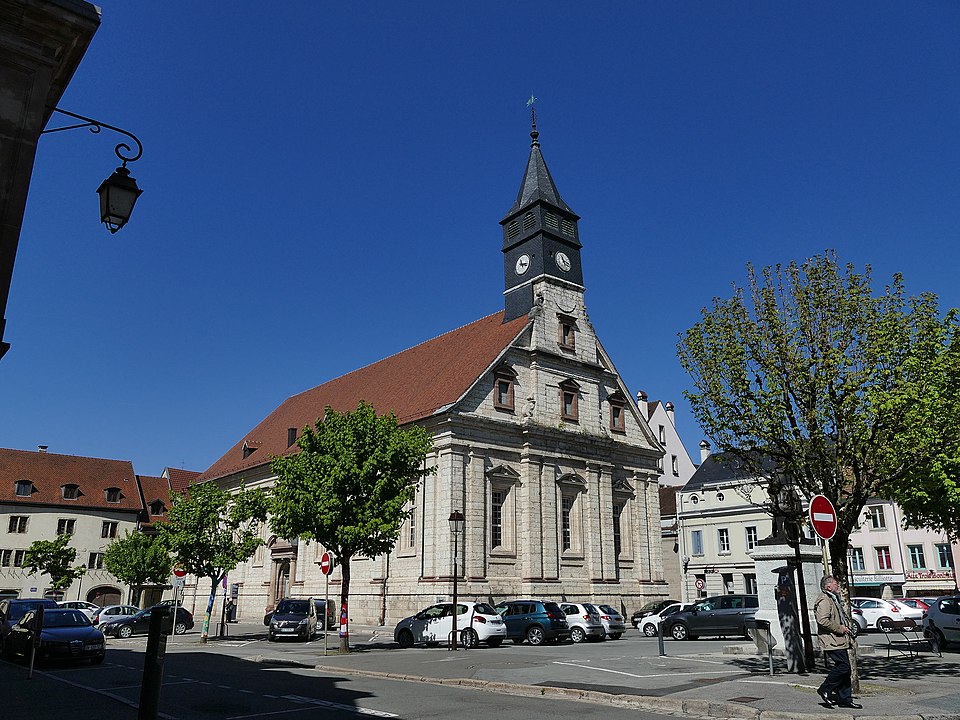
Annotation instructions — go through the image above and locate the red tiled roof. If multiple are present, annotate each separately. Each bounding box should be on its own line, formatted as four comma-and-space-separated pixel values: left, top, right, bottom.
165, 468, 200, 494
0, 447, 141, 512
137, 474, 171, 525
200, 311, 530, 482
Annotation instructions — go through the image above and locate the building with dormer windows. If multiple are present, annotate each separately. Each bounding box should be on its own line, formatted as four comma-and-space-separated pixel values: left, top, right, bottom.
193, 124, 670, 625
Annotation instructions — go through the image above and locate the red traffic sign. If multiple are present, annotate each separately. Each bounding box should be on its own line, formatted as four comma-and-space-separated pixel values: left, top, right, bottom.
173, 564, 187, 578
809, 494, 838, 540
694, 578, 705, 590
319, 552, 334, 576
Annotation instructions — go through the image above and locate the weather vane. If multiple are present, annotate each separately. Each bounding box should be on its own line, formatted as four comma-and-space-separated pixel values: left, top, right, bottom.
526, 93, 538, 130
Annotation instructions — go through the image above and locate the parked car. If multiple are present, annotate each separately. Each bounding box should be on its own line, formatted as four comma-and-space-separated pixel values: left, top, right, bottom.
558, 602, 606, 643
394, 601, 506, 648
3, 608, 105, 665
267, 598, 318, 641
263, 597, 337, 631
922, 595, 960, 650
57, 600, 100, 620
894, 597, 932, 613
0, 598, 59, 652
665, 594, 759, 640
639, 602, 694, 637
631, 599, 680, 628
596, 604, 626, 639
101, 605, 194, 638
848, 606, 866, 636
494, 599, 570, 646
92, 604, 141, 628
850, 597, 923, 629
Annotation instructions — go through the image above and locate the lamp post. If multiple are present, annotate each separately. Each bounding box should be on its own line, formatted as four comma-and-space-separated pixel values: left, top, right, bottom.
448, 510, 465, 650
41, 107, 144, 233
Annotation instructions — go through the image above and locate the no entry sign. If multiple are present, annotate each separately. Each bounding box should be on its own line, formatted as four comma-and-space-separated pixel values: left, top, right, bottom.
320, 552, 334, 575
809, 495, 838, 540
173, 564, 187, 578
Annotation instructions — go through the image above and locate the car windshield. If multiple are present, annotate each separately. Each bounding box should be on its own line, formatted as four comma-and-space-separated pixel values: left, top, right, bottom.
43, 610, 91, 627
275, 600, 310, 615
474, 603, 497, 615
543, 602, 563, 614
599, 605, 618, 615
638, 600, 662, 613
8, 601, 54, 622
583, 603, 599, 614
661, 604, 681, 616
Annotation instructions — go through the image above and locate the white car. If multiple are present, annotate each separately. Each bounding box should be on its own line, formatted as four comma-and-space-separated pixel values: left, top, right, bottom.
639, 602, 693, 637
851, 597, 923, 629
57, 600, 100, 620
394, 601, 506, 648
92, 604, 141, 628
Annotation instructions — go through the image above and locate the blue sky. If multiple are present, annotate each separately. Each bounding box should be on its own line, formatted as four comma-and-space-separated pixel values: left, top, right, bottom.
3, 2, 959, 475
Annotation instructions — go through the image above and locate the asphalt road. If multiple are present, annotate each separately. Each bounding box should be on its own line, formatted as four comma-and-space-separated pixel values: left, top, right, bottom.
4, 642, 679, 720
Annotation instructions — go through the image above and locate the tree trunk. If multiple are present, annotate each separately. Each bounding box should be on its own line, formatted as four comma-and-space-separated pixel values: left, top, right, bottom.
200, 576, 218, 643
339, 555, 351, 653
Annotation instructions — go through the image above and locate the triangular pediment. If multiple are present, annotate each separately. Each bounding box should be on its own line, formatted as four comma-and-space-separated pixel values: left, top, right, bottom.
487, 464, 521, 481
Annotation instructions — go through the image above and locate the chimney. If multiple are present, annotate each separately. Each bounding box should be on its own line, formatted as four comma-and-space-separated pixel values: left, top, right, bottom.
699, 440, 711, 464
664, 401, 675, 422
37, 445, 48, 453
636, 390, 648, 417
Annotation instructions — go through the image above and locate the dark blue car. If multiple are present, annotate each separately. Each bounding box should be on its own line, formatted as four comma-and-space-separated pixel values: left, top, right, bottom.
3, 608, 105, 664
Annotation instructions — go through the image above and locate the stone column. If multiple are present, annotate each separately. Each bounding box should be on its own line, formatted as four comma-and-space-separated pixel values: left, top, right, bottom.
519, 446, 543, 581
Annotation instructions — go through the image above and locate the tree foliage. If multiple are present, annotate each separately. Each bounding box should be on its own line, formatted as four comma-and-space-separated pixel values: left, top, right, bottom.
24, 534, 85, 591
155, 481, 269, 641
104, 530, 173, 606
678, 252, 960, 580
270, 401, 435, 652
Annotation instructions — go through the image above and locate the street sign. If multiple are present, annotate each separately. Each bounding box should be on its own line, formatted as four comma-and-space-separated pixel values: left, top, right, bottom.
320, 552, 334, 576
172, 577, 185, 588
694, 578, 705, 590
809, 494, 838, 540
173, 564, 187, 578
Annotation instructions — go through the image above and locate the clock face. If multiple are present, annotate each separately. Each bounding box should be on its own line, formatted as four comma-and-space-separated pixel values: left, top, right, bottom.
515, 254, 531, 275
555, 251, 571, 272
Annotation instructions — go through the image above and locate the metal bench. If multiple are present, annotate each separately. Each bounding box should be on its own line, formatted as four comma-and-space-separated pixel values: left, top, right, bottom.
877, 617, 930, 657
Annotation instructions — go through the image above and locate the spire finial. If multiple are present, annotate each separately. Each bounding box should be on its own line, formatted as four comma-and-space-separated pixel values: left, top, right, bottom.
526, 93, 539, 147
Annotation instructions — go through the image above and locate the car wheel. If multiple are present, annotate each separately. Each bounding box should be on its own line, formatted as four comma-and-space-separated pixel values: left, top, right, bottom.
670, 623, 688, 641
118, 625, 133, 639
929, 628, 947, 651
487, 638, 503, 648
570, 627, 586, 643
643, 624, 657, 637
848, 622, 860, 639
90, 654, 105, 665
609, 632, 622, 640
526, 626, 545, 646
267, 634, 275, 642
397, 630, 415, 649
875, 616, 890, 630
461, 629, 479, 649
174, 622, 187, 635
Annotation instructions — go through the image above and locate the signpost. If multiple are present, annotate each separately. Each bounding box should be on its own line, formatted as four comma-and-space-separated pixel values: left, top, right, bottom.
171, 564, 186, 643
319, 552, 334, 655
809, 494, 838, 576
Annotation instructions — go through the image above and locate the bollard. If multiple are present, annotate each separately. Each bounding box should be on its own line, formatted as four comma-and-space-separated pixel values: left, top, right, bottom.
657, 618, 666, 657
138, 605, 170, 720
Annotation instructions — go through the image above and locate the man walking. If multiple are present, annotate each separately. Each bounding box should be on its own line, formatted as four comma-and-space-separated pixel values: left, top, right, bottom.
814, 575, 861, 709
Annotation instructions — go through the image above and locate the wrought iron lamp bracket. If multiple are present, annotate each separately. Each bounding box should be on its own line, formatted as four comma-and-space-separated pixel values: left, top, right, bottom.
42, 106, 143, 166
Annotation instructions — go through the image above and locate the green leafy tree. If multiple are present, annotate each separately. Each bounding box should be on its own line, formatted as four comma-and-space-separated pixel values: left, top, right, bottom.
156, 481, 269, 642
270, 401, 434, 653
678, 252, 960, 586
24, 534, 85, 592
104, 530, 174, 606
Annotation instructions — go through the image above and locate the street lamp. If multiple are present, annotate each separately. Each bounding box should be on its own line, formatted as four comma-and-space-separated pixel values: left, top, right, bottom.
42, 107, 144, 233
448, 510, 465, 650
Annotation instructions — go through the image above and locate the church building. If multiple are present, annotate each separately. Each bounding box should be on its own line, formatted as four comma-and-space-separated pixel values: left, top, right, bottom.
193, 123, 669, 625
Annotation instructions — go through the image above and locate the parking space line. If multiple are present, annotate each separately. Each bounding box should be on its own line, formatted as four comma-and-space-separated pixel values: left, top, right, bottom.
34, 668, 177, 720
553, 660, 743, 679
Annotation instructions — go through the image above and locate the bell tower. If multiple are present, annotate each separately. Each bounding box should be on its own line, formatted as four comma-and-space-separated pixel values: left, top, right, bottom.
500, 114, 583, 322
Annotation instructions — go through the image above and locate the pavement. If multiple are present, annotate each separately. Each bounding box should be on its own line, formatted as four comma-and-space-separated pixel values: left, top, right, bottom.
6, 619, 960, 720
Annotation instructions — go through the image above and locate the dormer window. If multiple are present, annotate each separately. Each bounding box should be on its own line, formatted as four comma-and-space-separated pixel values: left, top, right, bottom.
105, 487, 122, 503
15, 480, 33, 497
493, 366, 517, 412
242, 440, 260, 459
559, 379, 580, 423
149, 500, 166, 517
557, 313, 576, 351
61, 484, 80, 500
608, 391, 627, 433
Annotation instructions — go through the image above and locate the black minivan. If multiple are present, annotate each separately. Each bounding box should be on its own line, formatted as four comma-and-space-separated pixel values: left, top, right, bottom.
665, 594, 759, 640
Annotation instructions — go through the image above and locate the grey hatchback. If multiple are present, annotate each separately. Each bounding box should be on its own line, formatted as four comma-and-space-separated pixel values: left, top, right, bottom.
665, 594, 759, 640
494, 599, 570, 646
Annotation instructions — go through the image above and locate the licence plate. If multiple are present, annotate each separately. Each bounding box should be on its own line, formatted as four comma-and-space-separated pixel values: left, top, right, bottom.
280, 627, 295, 632
84, 644, 100, 651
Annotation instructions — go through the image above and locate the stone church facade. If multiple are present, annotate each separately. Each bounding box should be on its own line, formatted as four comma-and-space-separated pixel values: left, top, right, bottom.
189, 123, 669, 626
